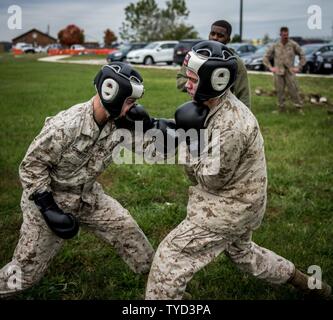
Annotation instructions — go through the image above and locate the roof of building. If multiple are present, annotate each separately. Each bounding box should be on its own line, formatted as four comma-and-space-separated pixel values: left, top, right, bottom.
12, 28, 57, 42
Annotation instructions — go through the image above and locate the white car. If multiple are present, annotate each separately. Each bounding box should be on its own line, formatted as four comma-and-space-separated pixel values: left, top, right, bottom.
13, 42, 36, 53
70, 44, 86, 50
126, 41, 178, 65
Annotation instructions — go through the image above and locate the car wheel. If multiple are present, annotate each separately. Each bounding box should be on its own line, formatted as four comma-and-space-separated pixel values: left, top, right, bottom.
144, 56, 154, 65
303, 63, 312, 74
166, 61, 173, 65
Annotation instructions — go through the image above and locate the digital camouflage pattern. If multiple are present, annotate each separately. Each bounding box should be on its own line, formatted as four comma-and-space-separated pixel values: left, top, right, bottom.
145, 91, 295, 300
0, 98, 154, 296
263, 39, 306, 75
263, 40, 306, 108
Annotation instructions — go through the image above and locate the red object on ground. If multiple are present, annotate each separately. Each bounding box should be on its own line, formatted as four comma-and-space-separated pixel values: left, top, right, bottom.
12, 48, 24, 55
48, 48, 117, 56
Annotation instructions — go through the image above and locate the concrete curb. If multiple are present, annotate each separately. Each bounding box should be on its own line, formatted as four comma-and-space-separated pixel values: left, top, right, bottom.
38, 55, 333, 78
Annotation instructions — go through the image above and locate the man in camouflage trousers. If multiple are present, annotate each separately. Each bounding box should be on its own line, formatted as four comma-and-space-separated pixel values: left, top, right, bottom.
145, 41, 331, 300
0, 63, 161, 297
263, 26, 306, 113
176, 20, 251, 109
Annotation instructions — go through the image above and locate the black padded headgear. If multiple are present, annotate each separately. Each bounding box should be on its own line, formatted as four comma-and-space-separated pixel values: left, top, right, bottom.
94, 62, 144, 118
183, 40, 238, 103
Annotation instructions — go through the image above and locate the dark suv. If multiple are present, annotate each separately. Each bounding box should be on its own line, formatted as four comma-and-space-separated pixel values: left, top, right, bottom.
106, 42, 148, 62
300, 43, 333, 73
173, 39, 203, 65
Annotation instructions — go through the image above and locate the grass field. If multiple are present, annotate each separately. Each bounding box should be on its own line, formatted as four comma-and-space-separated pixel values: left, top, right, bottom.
0, 53, 332, 300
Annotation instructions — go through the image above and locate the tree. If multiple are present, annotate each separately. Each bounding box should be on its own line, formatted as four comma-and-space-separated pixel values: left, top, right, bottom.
231, 34, 241, 43
58, 24, 84, 47
262, 33, 271, 45
104, 29, 118, 47
119, 0, 198, 42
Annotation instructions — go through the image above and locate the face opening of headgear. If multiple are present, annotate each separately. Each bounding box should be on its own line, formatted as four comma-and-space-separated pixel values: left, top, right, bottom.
183, 40, 238, 103
94, 62, 144, 118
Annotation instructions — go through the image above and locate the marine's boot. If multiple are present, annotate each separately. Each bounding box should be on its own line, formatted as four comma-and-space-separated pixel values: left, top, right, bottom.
288, 269, 331, 299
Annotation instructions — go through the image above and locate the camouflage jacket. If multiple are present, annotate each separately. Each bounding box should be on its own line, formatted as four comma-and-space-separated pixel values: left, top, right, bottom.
176, 50, 251, 109
19, 98, 152, 204
263, 39, 306, 75
185, 90, 267, 234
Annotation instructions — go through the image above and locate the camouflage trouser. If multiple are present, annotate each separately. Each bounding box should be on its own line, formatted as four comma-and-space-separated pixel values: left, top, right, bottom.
274, 72, 302, 108
0, 190, 154, 297
145, 219, 294, 300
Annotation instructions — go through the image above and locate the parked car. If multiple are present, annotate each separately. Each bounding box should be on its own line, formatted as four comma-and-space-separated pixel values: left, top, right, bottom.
126, 41, 179, 65
70, 44, 86, 51
45, 43, 62, 53
313, 48, 333, 74
173, 39, 203, 65
228, 43, 257, 58
300, 43, 333, 73
106, 42, 148, 63
13, 42, 36, 53
243, 43, 274, 71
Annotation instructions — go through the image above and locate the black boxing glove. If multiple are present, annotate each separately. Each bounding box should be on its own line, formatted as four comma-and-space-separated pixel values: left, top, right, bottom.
174, 101, 209, 132
175, 101, 209, 156
114, 104, 154, 132
151, 118, 178, 155
31, 191, 79, 239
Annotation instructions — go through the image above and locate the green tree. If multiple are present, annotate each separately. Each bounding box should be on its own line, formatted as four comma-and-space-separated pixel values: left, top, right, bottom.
119, 0, 198, 41
231, 34, 241, 43
120, 0, 160, 42
262, 33, 271, 44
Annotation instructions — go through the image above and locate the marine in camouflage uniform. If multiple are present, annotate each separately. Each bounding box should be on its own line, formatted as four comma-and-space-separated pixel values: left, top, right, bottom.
176, 20, 251, 109
263, 27, 306, 112
146, 91, 295, 300
145, 41, 331, 300
0, 64, 155, 297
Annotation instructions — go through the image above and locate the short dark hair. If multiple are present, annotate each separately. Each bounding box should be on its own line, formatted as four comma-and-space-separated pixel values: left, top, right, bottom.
212, 20, 232, 36
280, 26, 289, 33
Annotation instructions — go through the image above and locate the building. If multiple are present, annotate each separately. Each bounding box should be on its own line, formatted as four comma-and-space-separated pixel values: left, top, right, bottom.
0, 41, 12, 52
12, 28, 57, 47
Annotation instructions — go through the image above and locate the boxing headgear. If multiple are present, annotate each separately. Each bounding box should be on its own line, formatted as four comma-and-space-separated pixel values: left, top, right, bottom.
183, 40, 238, 103
94, 62, 144, 117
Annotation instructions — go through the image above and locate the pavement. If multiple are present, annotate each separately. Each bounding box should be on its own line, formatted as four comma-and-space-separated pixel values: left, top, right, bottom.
38, 55, 333, 78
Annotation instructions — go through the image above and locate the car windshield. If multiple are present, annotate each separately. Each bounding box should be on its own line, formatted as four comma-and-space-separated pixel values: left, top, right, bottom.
228, 44, 242, 50
145, 42, 159, 49
178, 41, 199, 50
117, 44, 132, 52
255, 46, 270, 54
302, 44, 322, 55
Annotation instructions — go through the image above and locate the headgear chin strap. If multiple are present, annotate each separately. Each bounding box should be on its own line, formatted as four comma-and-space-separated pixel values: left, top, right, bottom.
94, 62, 144, 118
183, 40, 238, 103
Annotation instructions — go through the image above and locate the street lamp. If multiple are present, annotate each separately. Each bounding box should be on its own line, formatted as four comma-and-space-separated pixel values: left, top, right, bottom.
240, 0, 243, 42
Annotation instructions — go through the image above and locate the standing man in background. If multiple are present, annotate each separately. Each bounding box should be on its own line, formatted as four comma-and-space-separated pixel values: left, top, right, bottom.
176, 20, 251, 109
263, 26, 306, 114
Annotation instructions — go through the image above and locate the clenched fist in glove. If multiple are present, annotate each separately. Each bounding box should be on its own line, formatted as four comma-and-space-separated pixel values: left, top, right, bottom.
32, 191, 79, 239
175, 101, 209, 157
114, 104, 154, 132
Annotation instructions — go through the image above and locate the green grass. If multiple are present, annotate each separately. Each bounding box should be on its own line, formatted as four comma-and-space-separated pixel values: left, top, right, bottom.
0, 53, 332, 300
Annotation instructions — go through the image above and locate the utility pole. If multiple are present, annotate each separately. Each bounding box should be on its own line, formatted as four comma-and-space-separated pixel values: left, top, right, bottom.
240, 0, 243, 42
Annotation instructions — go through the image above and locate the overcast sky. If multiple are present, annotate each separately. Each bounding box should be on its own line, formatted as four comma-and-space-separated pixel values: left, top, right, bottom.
0, 0, 332, 43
